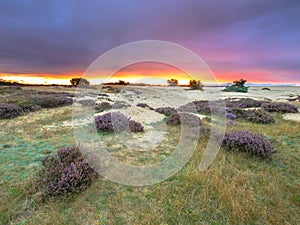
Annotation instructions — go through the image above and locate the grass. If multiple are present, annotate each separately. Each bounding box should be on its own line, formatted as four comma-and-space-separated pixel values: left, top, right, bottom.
0, 88, 300, 224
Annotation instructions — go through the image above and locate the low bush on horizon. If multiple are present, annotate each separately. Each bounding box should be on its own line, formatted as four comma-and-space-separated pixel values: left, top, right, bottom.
261, 102, 298, 113
32, 146, 97, 197
222, 130, 276, 159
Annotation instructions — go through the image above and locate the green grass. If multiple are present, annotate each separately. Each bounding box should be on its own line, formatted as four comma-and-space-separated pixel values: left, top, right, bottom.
1, 94, 300, 224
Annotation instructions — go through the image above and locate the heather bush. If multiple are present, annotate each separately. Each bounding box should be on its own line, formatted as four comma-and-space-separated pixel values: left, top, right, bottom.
177, 101, 211, 114
33, 96, 73, 108
166, 112, 201, 127
112, 101, 130, 109
245, 109, 275, 124
225, 98, 264, 108
94, 112, 143, 133
261, 102, 298, 113
225, 112, 237, 120
21, 104, 41, 113
129, 120, 144, 132
95, 102, 111, 112
155, 107, 176, 116
0, 103, 22, 119
222, 130, 276, 159
137, 103, 154, 110
78, 99, 95, 106
36, 146, 97, 197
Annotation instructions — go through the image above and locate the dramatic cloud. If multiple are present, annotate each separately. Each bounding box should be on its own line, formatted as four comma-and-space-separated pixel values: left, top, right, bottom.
0, 0, 299, 83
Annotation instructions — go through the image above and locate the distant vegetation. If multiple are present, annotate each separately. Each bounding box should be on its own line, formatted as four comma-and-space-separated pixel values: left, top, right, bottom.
103, 80, 129, 85
167, 78, 178, 86
223, 78, 248, 93
189, 80, 204, 90
70, 78, 90, 87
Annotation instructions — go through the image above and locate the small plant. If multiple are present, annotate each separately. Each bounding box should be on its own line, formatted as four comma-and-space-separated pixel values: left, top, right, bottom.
155, 107, 176, 116
129, 120, 144, 132
177, 101, 211, 114
245, 109, 275, 124
78, 99, 95, 106
137, 103, 154, 110
35, 146, 97, 197
261, 102, 298, 113
225, 98, 264, 108
225, 112, 237, 120
0, 103, 22, 119
223, 79, 248, 93
33, 96, 73, 108
222, 130, 276, 159
189, 80, 204, 90
94, 112, 144, 133
166, 112, 201, 127
95, 102, 111, 112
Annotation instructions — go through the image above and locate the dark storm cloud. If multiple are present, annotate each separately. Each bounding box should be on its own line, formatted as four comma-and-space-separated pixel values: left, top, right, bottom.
0, 0, 299, 82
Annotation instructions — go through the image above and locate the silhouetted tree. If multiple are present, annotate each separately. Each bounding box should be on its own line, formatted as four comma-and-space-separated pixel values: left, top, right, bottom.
167, 79, 178, 86
223, 78, 248, 93
70, 78, 90, 87
189, 80, 204, 90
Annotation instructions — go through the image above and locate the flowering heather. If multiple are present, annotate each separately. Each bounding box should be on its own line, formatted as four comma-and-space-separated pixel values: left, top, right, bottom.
95, 102, 111, 112
137, 103, 154, 110
94, 112, 143, 132
245, 109, 275, 124
33, 96, 73, 108
37, 146, 97, 197
225, 98, 264, 108
155, 107, 176, 116
129, 120, 144, 132
166, 112, 201, 127
177, 101, 211, 114
78, 99, 95, 106
225, 112, 237, 120
222, 130, 276, 159
0, 103, 22, 119
261, 102, 298, 113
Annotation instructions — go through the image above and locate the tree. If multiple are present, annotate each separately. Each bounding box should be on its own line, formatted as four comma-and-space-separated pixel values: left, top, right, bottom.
70, 78, 90, 87
223, 78, 248, 93
189, 80, 204, 90
167, 79, 178, 86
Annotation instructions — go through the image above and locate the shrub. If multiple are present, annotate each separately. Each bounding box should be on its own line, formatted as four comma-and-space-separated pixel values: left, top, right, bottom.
261, 102, 298, 113
33, 96, 73, 108
222, 130, 276, 159
21, 104, 41, 113
36, 146, 97, 197
0, 103, 22, 119
137, 103, 154, 110
95, 102, 111, 112
225, 98, 264, 108
155, 107, 176, 116
129, 120, 144, 132
245, 109, 275, 124
189, 80, 204, 90
112, 101, 130, 109
94, 112, 144, 133
177, 101, 211, 114
225, 112, 237, 120
166, 112, 201, 127
222, 79, 249, 93
78, 99, 95, 106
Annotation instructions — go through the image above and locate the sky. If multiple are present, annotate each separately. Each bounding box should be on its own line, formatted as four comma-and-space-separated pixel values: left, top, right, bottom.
0, 0, 300, 85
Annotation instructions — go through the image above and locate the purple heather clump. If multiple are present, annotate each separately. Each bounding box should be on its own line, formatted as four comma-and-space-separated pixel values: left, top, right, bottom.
166, 112, 201, 127
227, 120, 236, 126
0, 103, 22, 119
222, 130, 276, 159
155, 107, 176, 116
245, 109, 275, 124
261, 102, 298, 113
225, 112, 237, 120
136, 103, 154, 110
94, 112, 144, 132
177, 101, 211, 114
36, 146, 97, 197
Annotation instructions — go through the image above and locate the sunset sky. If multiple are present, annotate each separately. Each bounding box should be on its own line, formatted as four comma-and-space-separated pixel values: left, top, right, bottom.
0, 0, 300, 85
